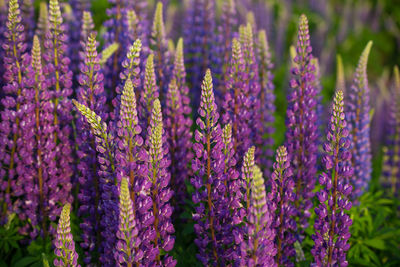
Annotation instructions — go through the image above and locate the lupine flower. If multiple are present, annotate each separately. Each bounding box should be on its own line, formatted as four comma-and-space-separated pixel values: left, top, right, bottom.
247, 165, 276, 267
53, 203, 80, 267
347, 41, 373, 198
44, 0, 74, 226
142, 99, 176, 266
220, 123, 242, 264
269, 146, 297, 266
312, 90, 353, 267
115, 177, 142, 265
164, 78, 191, 213
150, 2, 170, 98
285, 14, 318, 233
0, 0, 30, 220
80, 11, 95, 54
73, 100, 117, 266
184, 0, 217, 109
222, 38, 251, 162
76, 32, 107, 264
22, 35, 57, 239
191, 69, 226, 265
256, 29, 275, 178
239, 23, 263, 164
35, 2, 48, 46
381, 66, 400, 195
115, 77, 150, 259
112, 39, 142, 118
0, 0, 8, 87
20, 0, 34, 45
139, 53, 159, 132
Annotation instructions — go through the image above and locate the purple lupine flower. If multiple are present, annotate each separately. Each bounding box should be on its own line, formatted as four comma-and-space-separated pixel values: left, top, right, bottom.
73, 100, 117, 266
256, 29, 275, 178
115, 177, 142, 265
216, 0, 237, 83
269, 146, 297, 266
222, 38, 251, 163
285, 14, 318, 233
247, 165, 276, 267
183, 0, 217, 110
220, 123, 242, 264
164, 78, 192, 213
381, 66, 400, 195
0, 0, 8, 88
54, 203, 80, 267
238, 23, 263, 164
347, 41, 373, 198
150, 2, 171, 100
312, 90, 353, 267
191, 69, 226, 265
0, 0, 30, 221
22, 35, 57, 239
172, 38, 192, 123
43, 0, 74, 229
139, 53, 159, 133
75, 32, 107, 264
115, 78, 150, 265
112, 39, 142, 119
142, 99, 176, 266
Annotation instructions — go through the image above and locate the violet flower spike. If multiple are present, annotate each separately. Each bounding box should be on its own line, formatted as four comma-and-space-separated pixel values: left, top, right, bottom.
285, 14, 318, 233
222, 38, 251, 163
269, 146, 297, 266
256, 29, 275, 178
191, 69, 226, 265
311, 90, 353, 267
0, 0, 30, 220
143, 99, 176, 266
247, 165, 276, 267
347, 41, 373, 198
116, 177, 142, 266
381, 66, 400, 195
53, 203, 80, 267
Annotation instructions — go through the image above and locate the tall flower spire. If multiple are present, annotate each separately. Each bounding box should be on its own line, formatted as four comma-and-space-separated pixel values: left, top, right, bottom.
142, 99, 176, 266
256, 29, 275, 177
191, 69, 226, 265
222, 38, 251, 162
347, 41, 373, 198
0, 0, 30, 220
269, 146, 297, 266
312, 90, 353, 266
285, 14, 318, 233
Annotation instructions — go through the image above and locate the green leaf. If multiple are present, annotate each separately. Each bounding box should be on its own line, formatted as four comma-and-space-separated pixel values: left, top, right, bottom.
13, 257, 38, 267
364, 239, 385, 250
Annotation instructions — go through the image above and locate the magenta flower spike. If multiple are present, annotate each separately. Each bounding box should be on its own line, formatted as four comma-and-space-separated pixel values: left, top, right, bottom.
285, 14, 318, 233
312, 90, 353, 267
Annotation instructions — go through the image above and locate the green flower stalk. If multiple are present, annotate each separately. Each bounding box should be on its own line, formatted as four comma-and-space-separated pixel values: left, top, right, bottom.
54, 203, 80, 267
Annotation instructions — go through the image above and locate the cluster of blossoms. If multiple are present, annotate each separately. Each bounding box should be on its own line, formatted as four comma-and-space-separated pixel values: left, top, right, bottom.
0, 0, 383, 266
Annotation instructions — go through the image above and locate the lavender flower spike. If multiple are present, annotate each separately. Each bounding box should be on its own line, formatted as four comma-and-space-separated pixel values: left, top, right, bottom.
54, 203, 80, 267
256, 29, 275, 177
381, 66, 400, 195
347, 41, 373, 198
191, 69, 226, 265
247, 165, 276, 267
285, 14, 318, 233
116, 177, 141, 266
312, 90, 353, 267
143, 99, 176, 266
269, 146, 297, 266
